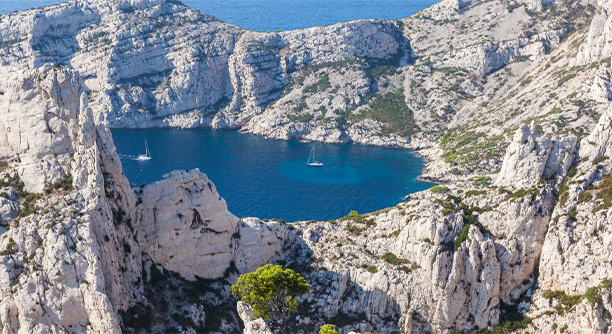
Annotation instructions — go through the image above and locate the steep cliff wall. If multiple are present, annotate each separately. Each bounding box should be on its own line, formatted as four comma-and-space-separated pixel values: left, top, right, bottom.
0, 65, 142, 333
1, 0, 612, 333
0, 65, 288, 333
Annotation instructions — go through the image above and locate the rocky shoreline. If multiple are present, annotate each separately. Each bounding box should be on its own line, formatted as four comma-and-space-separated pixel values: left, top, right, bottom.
1, 0, 612, 333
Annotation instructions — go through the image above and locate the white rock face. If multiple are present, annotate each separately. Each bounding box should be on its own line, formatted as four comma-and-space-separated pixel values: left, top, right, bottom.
527, 108, 612, 334
0, 66, 80, 192
0, 66, 143, 333
237, 301, 273, 334
235, 218, 288, 274
591, 68, 612, 102
495, 123, 576, 188
137, 169, 239, 280
437, 31, 563, 75
579, 106, 612, 163
136, 170, 288, 281
573, 9, 612, 66
0, 0, 409, 130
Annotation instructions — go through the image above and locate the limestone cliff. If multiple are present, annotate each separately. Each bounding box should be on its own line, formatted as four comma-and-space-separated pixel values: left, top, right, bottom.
0, 65, 286, 333
2, 0, 612, 333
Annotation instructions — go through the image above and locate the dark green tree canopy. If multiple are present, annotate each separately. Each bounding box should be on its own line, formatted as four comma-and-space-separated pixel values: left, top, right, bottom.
231, 264, 310, 333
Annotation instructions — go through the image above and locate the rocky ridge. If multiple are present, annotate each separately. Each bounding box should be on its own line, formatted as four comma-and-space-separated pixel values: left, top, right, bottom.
1, 0, 612, 333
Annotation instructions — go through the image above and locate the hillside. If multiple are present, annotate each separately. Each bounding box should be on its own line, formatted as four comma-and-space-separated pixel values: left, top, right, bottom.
1, 0, 612, 333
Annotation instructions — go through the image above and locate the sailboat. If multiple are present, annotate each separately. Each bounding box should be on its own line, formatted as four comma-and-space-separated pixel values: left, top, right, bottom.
137, 139, 152, 161
307, 146, 323, 167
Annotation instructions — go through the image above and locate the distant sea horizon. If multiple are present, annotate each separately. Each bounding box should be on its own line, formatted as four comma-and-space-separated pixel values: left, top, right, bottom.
0, 0, 436, 31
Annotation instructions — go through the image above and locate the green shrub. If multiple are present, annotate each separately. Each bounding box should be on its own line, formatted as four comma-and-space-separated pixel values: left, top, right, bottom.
18, 193, 42, 218
346, 224, 363, 235
231, 264, 309, 333
382, 252, 406, 265
430, 185, 450, 194
540, 280, 612, 314
349, 89, 417, 136
469, 176, 492, 186
593, 155, 608, 165
302, 74, 331, 94
319, 324, 340, 334
43, 174, 73, 194
593, 172, 612, 212
449, 168, 463, 175
399, 262, 419, 274
0, 238, 17, 256
453, 223, 472, 251
288, 113, 314, 123
366, 265, 378, 274
465, 189, 487, 197
340, 210, 375, 226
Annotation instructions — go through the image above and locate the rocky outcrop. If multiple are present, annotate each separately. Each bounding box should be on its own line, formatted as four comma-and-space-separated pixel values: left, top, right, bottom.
0, 65, 81, 193
436, 30, 564, 75
579, 106, 612, 163
237, 301, 273, 334
0, 65, 143, 333
591, 68, 612, 102
136, 169, 240, 280
573, 8, 612, 66
523, 109, 612, 334
136, 170, 288, 280
0, 64, 290, 333
495, 123, 576, 188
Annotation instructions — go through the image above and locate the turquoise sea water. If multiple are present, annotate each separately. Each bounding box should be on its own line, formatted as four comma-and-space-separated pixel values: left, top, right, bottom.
112, 129, 433, 221
2, 0, 437, 220
0, 0, 436, 31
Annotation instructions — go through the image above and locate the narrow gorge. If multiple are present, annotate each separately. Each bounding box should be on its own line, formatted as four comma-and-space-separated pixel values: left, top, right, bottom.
1, 0, 612, 333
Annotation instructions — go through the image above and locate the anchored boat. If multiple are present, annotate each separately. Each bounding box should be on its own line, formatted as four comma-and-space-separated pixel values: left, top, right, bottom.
137, 139, 152, 161
307, 146, 323, 167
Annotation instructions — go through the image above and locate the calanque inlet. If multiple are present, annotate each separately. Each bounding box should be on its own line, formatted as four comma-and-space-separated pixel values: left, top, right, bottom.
1, 0, 612, 333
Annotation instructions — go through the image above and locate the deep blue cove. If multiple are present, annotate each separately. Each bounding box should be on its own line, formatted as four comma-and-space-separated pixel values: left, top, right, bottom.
112, 129, 433, 221
0, 0, 437, 31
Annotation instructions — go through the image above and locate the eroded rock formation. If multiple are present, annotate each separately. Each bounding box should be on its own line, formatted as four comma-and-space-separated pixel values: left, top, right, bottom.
1, 0, 612, 333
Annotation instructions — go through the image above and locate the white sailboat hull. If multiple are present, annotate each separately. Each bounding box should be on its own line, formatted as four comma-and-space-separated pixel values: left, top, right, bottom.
307, 146, 323, 167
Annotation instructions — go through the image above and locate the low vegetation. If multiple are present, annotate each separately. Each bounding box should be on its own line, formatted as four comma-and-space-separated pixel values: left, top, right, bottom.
288, 113, 314, 123
430, 185, 450, 194
542, 279, 612, 315
349, 89, 418, 136
439, 129, 506, 170
366, 265, 378, 274
44, 174, 73, 194
0, 238, 17, 256
382, 252, 406, 265
593, 172, 612, 213
319, 324, 340, 334
302, 74, 331, 94
231, 264, 309, 334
